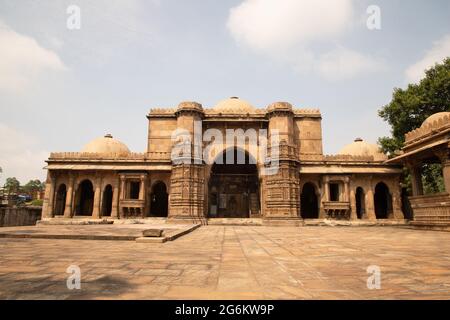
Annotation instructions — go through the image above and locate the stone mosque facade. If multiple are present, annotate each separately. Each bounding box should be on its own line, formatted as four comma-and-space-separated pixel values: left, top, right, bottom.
42, 97, 409, 225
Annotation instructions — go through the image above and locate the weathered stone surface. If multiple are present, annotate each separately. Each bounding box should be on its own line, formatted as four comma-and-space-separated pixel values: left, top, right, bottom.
0, 206, 41, 227
0, 226, 449, 299
142, 229, 163, 237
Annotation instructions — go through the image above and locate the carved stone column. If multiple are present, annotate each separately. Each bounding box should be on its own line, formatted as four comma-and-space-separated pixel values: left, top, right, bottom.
407, 160, 424, 196
120, 175, 126, 200
350, 187, 357, 220
168, 102, 206, 223
42, 171, 56, 218
392, 188, 404, 219
111, 184, 119, 218
443, 161, 450, 194
344, 177, 350, 201
434, 148, 450, 193
64, 174, 74, 218
139, 175, 145, 200
168, 163, 205, 222
366, 179, 376, 220
319, 176, 329, 218
92, 176, 101, 219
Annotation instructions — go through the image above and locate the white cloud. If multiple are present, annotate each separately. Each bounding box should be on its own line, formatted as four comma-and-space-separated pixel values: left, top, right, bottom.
0, 20, 67, 93
405, 34, 450, 83
227, 0, 385, 80
316, 46, 385, 81
0, 124, 48, 185
228, 0, 353, 51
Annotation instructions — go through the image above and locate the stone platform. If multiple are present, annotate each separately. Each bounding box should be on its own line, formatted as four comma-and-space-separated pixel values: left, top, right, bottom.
0, 222, 200, 243
0, 226, 449, 299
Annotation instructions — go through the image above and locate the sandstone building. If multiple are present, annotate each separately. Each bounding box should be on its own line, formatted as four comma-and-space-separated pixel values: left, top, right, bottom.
42, 98, 407, 224
388, 112, 450, 228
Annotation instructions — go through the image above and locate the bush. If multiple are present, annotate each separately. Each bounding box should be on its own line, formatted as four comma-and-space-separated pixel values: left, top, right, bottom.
30, 199, 44, 207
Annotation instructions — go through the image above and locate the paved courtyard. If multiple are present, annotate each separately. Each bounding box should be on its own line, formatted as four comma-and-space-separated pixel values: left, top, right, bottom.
0, 226, 449, 299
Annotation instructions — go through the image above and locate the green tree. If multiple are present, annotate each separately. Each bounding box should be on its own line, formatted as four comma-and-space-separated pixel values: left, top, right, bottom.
4, 177, 21, 194
378, 57, 450, 193
23, 179, 44, 195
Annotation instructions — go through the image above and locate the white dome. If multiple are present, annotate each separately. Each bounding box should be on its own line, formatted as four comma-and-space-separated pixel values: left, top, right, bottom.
338, 138, 387, 161
213, 97, 255, 113
81, 134, 130, 155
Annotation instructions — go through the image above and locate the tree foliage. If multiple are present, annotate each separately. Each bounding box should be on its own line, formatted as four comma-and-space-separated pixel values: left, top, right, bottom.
3, 177, 21, 194
378, 57, 450, 193
378, 57, 450, 156
23, 179, 45, 195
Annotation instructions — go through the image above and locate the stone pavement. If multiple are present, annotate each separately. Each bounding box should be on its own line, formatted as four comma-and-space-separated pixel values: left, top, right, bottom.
0, 226, 449, 299
0, 223, 199, 242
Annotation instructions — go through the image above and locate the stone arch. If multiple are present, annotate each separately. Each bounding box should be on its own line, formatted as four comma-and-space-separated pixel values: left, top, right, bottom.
208, 147, 260, 218
75, 179, 94, 216
355, 187, 365, 219
300, 182, 319, 219
54, 184, 67, 216
101, 184, 113, 217
150, 181, 168, 217
374, 182, 392, 219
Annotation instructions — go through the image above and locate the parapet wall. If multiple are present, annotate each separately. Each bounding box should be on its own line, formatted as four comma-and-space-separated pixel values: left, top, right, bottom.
0, 206, 42, 227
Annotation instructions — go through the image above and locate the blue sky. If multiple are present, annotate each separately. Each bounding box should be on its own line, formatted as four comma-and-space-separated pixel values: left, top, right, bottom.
0, 0, 449, 184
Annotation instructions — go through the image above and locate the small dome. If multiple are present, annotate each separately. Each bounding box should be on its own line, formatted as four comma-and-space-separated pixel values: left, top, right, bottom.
338, 138, 387, 161
81, 134, 130, 154
214, 97, 255, 113
421, 112, 450, 128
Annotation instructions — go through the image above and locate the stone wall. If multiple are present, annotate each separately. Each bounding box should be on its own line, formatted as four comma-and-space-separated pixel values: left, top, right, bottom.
0, 206, 42, 227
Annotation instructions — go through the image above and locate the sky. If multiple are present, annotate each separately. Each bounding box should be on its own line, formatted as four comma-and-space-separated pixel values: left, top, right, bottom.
0, 0, 449, 185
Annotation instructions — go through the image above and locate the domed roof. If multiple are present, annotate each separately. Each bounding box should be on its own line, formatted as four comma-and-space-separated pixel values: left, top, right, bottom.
338, 138, 387, 161
81, 134, 130, 154
213, 97, 255, 113
421, 112, 450, 128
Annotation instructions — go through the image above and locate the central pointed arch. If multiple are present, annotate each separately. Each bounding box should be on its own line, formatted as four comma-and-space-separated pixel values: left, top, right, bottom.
208, 147, 260, 218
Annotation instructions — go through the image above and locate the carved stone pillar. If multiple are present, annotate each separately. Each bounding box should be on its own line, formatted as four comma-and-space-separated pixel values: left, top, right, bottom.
407, 161, 424, 196
392, 188, 404, 219
111, 184, 119, 218
42, 171, 56, 218
344, 177, 350, 202
168, 163, 205, 222
120, 175, 126, 200
139, 175, 145, 200
319, 176, 329, 218
443, 161, 450, 194
263, 161, 300, 219
64, 175, 74, 218
434, 148, 450, 193
366, 181, 376, 220
92, 176, 101, 219
350, 187, 357, 220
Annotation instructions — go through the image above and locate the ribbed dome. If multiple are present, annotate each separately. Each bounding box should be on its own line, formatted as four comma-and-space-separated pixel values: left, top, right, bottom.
213, 97, 255, 113
421, 112, 450, 128
81, 134, 130, 154
338, 138, 387, 161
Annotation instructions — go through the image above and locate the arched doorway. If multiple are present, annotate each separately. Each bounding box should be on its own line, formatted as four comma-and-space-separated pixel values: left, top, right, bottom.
75, 180, 94, 216
150, 182, 168, 217
54, 184, 67, 216
208, 147, 260, 218
300, 183, 319, 219
374, 182, 392, 219
355, 187, 365, 219
101, 185, 113, 217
